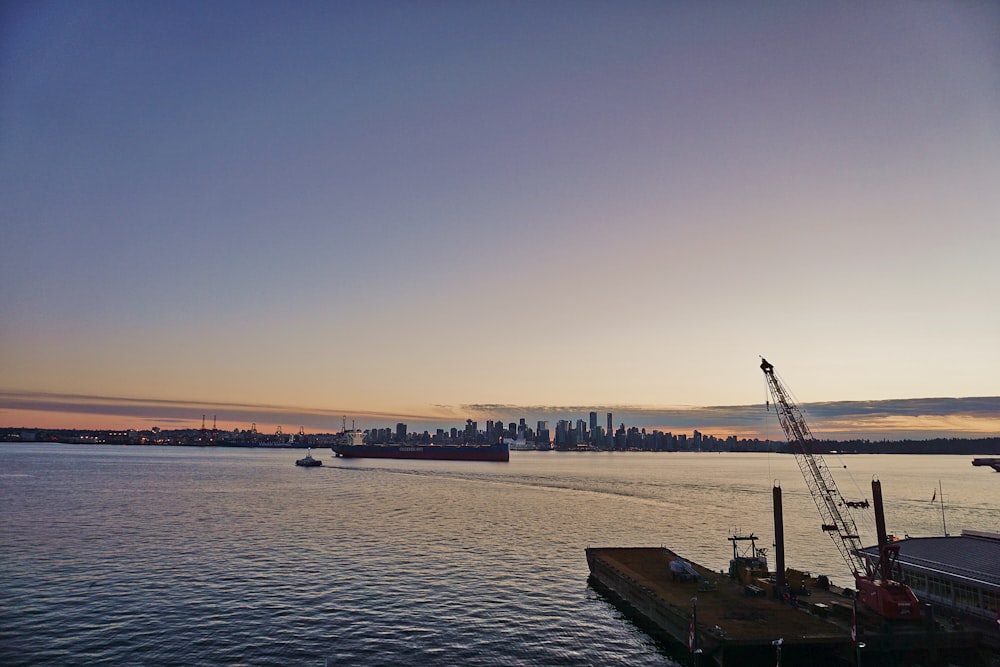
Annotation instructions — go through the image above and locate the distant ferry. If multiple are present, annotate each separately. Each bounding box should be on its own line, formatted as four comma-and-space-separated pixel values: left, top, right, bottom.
332, 430, 509, 462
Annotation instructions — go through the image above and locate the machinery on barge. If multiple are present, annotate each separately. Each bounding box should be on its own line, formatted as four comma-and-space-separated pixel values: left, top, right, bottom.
760, 358, 921, 620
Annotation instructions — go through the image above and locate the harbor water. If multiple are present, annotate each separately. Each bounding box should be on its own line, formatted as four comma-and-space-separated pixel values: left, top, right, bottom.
2, 445, 997, 665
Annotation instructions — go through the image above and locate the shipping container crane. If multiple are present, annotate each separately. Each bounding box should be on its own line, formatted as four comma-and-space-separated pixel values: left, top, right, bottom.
760, 358, 920, 620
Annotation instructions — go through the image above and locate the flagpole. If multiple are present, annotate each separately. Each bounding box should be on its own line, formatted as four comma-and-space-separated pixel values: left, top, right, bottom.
938, 480, 948, 536
852, 596, 867, 666
852, 596, 858, 666
690, 596, 698, 667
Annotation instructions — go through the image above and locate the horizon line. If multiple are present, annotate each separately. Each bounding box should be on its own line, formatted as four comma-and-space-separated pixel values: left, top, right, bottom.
2, 390, 1000, 441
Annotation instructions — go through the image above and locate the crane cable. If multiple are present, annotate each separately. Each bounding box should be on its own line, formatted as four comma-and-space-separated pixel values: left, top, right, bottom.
827, 448, 877, 546
768, 363, 877, 553
765, 379, 774, 490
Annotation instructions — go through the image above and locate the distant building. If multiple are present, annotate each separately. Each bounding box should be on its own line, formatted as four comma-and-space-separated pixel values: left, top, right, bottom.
535, 421, 550, 448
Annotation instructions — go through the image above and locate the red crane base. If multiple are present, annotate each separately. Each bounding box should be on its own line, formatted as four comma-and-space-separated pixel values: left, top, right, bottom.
855, 575, 922, 620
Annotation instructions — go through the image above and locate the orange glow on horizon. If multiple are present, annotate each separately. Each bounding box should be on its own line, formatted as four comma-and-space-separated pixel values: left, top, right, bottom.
816, 414, 1000, 436
0, 409, 203, 431
3, 406, 998, 441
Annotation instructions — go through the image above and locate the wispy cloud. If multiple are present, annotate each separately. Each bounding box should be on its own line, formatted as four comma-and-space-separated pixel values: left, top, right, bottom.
0, 391, 443, 432
789, 398, 1000, 439
2, 391, 999, 439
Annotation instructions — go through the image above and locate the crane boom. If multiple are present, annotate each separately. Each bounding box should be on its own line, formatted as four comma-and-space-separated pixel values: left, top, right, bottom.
759, 358, 920, 620
759, 358, 868, 577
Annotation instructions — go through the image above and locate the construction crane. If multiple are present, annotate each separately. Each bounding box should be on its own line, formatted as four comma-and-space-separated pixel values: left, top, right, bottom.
760, 358, 920, 620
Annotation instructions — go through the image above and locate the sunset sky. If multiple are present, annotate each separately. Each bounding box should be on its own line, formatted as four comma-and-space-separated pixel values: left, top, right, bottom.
2, 2, 999, 439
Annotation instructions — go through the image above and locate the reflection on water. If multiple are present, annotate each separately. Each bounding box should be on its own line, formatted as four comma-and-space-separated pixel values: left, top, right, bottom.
1, 445, 995, 665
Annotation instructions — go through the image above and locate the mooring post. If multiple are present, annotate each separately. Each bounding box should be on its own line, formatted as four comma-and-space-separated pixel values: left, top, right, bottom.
773, 482, 786, 592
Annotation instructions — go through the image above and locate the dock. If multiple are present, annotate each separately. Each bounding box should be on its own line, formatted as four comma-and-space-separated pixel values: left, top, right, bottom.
972, 458, 1000, 472
586, 547, 987, 667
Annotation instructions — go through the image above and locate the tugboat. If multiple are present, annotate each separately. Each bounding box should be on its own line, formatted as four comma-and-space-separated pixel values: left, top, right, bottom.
295, 449, 322, 467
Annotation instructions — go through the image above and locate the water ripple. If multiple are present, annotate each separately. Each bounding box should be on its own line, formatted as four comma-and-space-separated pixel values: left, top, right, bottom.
6, 446, 988, 665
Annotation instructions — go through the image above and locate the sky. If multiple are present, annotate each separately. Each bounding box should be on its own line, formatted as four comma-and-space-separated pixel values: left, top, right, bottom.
2, 1, 999, 439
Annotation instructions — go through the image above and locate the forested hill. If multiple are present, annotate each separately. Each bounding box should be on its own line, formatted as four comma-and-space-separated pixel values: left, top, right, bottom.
782, 437, 1000, 455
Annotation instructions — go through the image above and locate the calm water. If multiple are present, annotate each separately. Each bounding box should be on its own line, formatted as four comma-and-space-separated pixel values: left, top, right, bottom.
2, 445, 997, 665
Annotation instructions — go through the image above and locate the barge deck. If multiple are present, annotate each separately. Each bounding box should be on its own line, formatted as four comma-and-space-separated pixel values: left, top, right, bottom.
586, 546, 987, 667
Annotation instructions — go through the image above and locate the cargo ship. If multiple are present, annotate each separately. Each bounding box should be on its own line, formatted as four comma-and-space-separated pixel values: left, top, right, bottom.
332, 440, 509, 462
331, 424, 510, 461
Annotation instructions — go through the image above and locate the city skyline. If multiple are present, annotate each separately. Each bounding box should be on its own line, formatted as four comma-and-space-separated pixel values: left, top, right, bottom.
2, 3, 999, 438
3, 388, 999, 442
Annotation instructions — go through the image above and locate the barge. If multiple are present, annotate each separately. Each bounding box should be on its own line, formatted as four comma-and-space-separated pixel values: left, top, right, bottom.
586, 546, 987, 666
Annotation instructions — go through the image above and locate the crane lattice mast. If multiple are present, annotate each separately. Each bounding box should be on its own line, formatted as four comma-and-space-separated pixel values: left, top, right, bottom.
760, 358, 870, 578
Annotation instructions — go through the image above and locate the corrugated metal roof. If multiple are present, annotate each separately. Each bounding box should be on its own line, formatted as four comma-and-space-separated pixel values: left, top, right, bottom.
861, 532, 1000, 588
